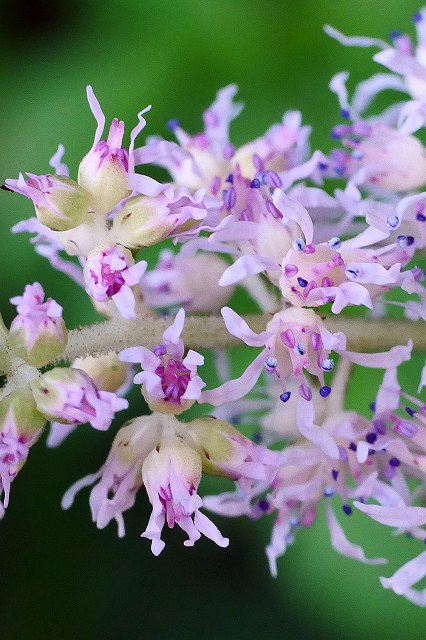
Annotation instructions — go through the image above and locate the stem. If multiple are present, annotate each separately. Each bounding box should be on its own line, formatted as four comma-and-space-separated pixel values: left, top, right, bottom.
52, 314, 426, 365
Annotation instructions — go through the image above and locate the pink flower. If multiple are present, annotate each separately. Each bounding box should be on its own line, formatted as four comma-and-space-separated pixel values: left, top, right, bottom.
4, 172, 91, 232
83, 244, 147, 319
62, 416, 162, 537
9, 282, 67, 367
30, 367, 128, 430
141, 248, 234, 312
61, 414, 229, 552
0, 387, 46, 517
78, 86, 153, 216
142, 434, 229, 555
119, 308, 205, 414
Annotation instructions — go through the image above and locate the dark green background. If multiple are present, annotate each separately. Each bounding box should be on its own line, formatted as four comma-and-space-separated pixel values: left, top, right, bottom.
1, 1, 426, 638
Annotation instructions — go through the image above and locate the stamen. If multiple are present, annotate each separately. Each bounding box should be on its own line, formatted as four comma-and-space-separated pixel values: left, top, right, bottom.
284, 264, 299, 277
294, 343, 305, 356
397, 235, 415, 247
250, 178, 261, 189
342, 504, 352, 516
299, 384, 312, 401
319, 385, 331, 397
297, 277, 308, 288
280, 391, 291, 403
387, 215, 399, 229
328, 237, 341, 250
292, 238, 306, 252
166, 118, 180, 131
366, 432, 377, 444
321, 358, 334, 371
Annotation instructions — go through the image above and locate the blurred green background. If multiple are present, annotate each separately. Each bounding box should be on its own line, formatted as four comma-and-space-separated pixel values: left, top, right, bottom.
1, 1, 426, 638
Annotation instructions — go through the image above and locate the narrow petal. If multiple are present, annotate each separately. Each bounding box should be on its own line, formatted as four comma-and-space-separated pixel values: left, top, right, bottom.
380, 551, 426, 605
354, 502, 426, 528
327, 506, 387, 565
221, 307, 271, 347
344, 341, 412, 369
201, 351, 265, 406
219, 255, 280, 286
86, 86, 105, 148
272, 190, 313, 244
163, 308, 185, 345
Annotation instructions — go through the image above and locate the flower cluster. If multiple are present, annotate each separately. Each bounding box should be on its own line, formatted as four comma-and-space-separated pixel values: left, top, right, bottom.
2, 6, 426, 607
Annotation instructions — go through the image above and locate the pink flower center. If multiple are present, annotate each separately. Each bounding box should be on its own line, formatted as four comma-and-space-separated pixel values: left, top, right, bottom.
155, 358, 191, 403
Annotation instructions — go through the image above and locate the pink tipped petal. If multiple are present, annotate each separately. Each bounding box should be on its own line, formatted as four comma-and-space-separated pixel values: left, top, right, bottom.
323, 24, 388, 49
86, 86, 105, 148
127, 172, 165, 197
201, 351, 265, 406
61, 471, 102, 510
418, 360, 426, 394
327, 506, 387, 565
375, 368, 400, 414
354, 502, 426, 528
352, 73, 407, 114
221, 307, 271, 347
329, 72, 351, 113
122, 260, 147, 286
119, 346, 160, 368
219, 255, 280, 286
380, 551, 426, 605
134, 371, 165, 398
112, 286, 135, 320
193, 510, 229, 548
163, 308, 185, 346
49, 144, 69, 177
128, 105, 152, 171
296, 396, 340, 459
374, 48, 426, 83
344, 341, 412, 369
182, 350, 204, 367
272, 190, 313, 244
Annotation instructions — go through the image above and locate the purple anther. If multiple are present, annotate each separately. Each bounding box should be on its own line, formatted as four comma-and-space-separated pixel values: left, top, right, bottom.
281, 329, 295, 348
223, 186, 236, 210
332, 469, 339, 481
319, 385, 331, 398
297, 277, 308, 288
342, 504, 352, 516
285, 264, 299, 277
250, 178, 261, 189
225, 173, 234, 184
366, 432, 377, 444
394, 420, 418, 438
153, 344, 166, 357
167, 118, 180, 131
299, 384, 312, 401
328, 237, 341, 250
266, 199, 283, 219
258, 499, 270, 512
223, 143, 235, 159
311, 332, 321, 351
416, 212, 426, 222
302, 243, 316, 254
265, 170, 282, 188
280, 391, 291, 403
340, 108, 350, 119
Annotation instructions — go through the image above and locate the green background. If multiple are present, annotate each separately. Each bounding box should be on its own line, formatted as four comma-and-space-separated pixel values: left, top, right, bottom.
1, 1, 426, 638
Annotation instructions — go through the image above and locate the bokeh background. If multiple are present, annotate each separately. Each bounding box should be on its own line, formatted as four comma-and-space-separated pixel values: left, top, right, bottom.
1, 1, 426, 638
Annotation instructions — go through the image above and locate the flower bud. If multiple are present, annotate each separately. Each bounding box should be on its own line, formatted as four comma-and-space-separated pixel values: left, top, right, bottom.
31, 367, 128, 430
78, 118, 131, 217
142, 249, 234, 312
0, 386, 46, 514
5, 173, 91, 231
113, 195, 176, 248
83, 244, 147, 319
9, 283, 67, 367
113, 190, 206, 250
73, 353, 130, 394
186, 417, 279, 480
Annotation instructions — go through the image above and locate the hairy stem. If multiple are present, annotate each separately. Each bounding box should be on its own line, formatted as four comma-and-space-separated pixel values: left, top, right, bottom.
54, 313, 426, 364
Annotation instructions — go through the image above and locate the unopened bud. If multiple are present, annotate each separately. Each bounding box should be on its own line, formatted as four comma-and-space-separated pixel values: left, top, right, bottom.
5, 173, 91, 231
9, 283, 67, 367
